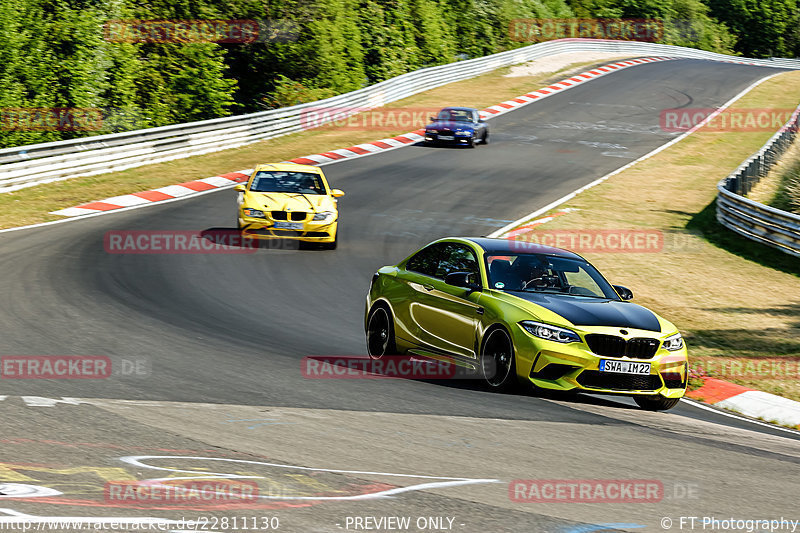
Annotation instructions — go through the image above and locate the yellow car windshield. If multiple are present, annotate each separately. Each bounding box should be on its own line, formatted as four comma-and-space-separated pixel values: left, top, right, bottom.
250, 171, 326, 195
486, 254, 617, 299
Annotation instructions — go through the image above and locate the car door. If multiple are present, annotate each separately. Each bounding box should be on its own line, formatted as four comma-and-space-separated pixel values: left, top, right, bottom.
408, 243, 482, 358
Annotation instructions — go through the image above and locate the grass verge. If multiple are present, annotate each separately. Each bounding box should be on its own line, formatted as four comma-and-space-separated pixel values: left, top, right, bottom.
0, 56, 632, 230
748, 137, 800, 214
503, 70, 800, 401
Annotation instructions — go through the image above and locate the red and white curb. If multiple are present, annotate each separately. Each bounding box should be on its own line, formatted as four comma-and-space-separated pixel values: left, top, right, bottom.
50, 57, 677, 218
687, 378, 800, 429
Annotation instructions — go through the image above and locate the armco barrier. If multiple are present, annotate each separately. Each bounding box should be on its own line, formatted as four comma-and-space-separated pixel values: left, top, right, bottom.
2, 38, 800, 193
716, 106, 800, 257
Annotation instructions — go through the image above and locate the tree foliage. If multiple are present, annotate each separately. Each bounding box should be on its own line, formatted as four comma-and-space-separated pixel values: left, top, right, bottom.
0, 0, 795, 148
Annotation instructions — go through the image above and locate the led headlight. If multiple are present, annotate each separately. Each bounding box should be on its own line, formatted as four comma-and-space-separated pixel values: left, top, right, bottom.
243, 208, 266, 218
520, 321, 580, 343
663, 332, 684, 351
312, 211, 335, 221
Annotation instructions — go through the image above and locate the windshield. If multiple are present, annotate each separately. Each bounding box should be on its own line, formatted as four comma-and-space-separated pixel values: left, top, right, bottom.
436, 108, 473, 122
249, 171, 326, 195
486, 253, 619, 299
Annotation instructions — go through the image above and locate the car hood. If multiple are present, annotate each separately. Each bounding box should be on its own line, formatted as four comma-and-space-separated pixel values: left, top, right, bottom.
509, 292, 662, 332
425, 120, 474, 131
243, 192, 334, 212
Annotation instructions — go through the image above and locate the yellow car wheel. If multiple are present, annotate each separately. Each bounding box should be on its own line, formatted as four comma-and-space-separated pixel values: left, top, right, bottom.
481, 327, 517, 391
366, 304, 395, 359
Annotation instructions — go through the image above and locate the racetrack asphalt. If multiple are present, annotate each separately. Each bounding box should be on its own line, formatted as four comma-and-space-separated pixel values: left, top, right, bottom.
0, 59, 798, 532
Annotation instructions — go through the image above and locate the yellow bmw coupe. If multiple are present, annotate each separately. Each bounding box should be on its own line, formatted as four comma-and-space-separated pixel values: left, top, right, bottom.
365, 237, 688, 410
235, 163, 344, 249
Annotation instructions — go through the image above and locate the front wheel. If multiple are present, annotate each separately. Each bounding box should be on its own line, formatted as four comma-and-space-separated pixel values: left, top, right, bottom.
366, 305, 396, 359
481, 327, 517, 391
634, 395, 681, 411
319, 232, 338, 250
481, 131, 489, 145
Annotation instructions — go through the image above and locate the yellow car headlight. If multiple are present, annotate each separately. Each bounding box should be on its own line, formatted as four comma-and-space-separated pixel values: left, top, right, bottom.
243, 208, 266, 219
663, 332, 684, 351
312, 211, 335, 222
520, 321, 581, 343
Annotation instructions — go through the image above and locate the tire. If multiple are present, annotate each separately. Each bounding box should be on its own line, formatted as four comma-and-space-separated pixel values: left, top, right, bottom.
634, 395, 681, 411
480, 327, 517, 391
366, 305, 396, 359
481, 131, 489, 145
319, 232, 338, 250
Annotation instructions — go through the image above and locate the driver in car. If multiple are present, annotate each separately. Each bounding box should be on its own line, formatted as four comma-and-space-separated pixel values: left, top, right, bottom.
521, 261, 560, 290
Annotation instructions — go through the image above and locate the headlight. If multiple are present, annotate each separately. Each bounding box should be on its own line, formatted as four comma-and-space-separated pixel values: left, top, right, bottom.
663, 332, 684, 351
426, 130, 438, 134
455, 130, 471, 136
243, 208, 266, 218
520, 321, 581, 343
312, 211, 335, 221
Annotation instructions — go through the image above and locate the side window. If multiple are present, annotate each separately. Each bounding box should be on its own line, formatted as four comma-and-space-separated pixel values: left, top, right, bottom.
435, 244, 480, 282
406, 243, 447, 277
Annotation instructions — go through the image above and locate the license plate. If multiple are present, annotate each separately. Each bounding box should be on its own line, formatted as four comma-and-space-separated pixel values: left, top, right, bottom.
438, 135, 454, 140
599, 360, 651, 375
273, 221, 303, 230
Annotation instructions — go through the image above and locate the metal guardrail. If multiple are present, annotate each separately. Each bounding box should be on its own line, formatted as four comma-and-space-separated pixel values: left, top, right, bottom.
2, 38, 800, 192
716, 107, 800, 257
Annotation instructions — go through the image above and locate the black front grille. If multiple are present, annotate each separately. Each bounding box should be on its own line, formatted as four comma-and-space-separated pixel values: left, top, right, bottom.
585, 334, 660, 359
577, 370, 662, 391
272, 211, 287, 220
290, 211, 306, 221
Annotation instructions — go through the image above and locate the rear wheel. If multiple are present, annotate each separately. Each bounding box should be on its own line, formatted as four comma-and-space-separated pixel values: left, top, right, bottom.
634, 395, 681, 411
481, 327, 517, 391
367, 305, 396, 359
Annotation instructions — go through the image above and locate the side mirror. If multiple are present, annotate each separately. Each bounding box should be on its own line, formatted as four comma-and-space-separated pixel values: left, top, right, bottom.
429, 116, 437, 122
613, 285, 633, 301
331, 188, 345, 197
445, 272, 481, 293
234, 184, 246, 192
478, 118, 486, 123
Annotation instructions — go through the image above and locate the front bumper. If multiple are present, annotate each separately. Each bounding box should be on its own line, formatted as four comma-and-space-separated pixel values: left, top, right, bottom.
425, 131, 474, 144
239, 215, 337, 242
515, 325, 688, 398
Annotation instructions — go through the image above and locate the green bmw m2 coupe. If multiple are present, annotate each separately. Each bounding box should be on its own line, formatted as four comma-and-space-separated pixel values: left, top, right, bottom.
364, 237, 688, 410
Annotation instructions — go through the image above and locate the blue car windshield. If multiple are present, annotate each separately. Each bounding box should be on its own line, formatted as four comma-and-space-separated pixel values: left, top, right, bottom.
436, 109, 473, 122
486, 253, 619, 299
249, 171, 326, 195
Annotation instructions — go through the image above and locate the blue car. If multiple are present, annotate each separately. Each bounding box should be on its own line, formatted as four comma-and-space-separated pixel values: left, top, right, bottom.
424, 107, 489, 147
